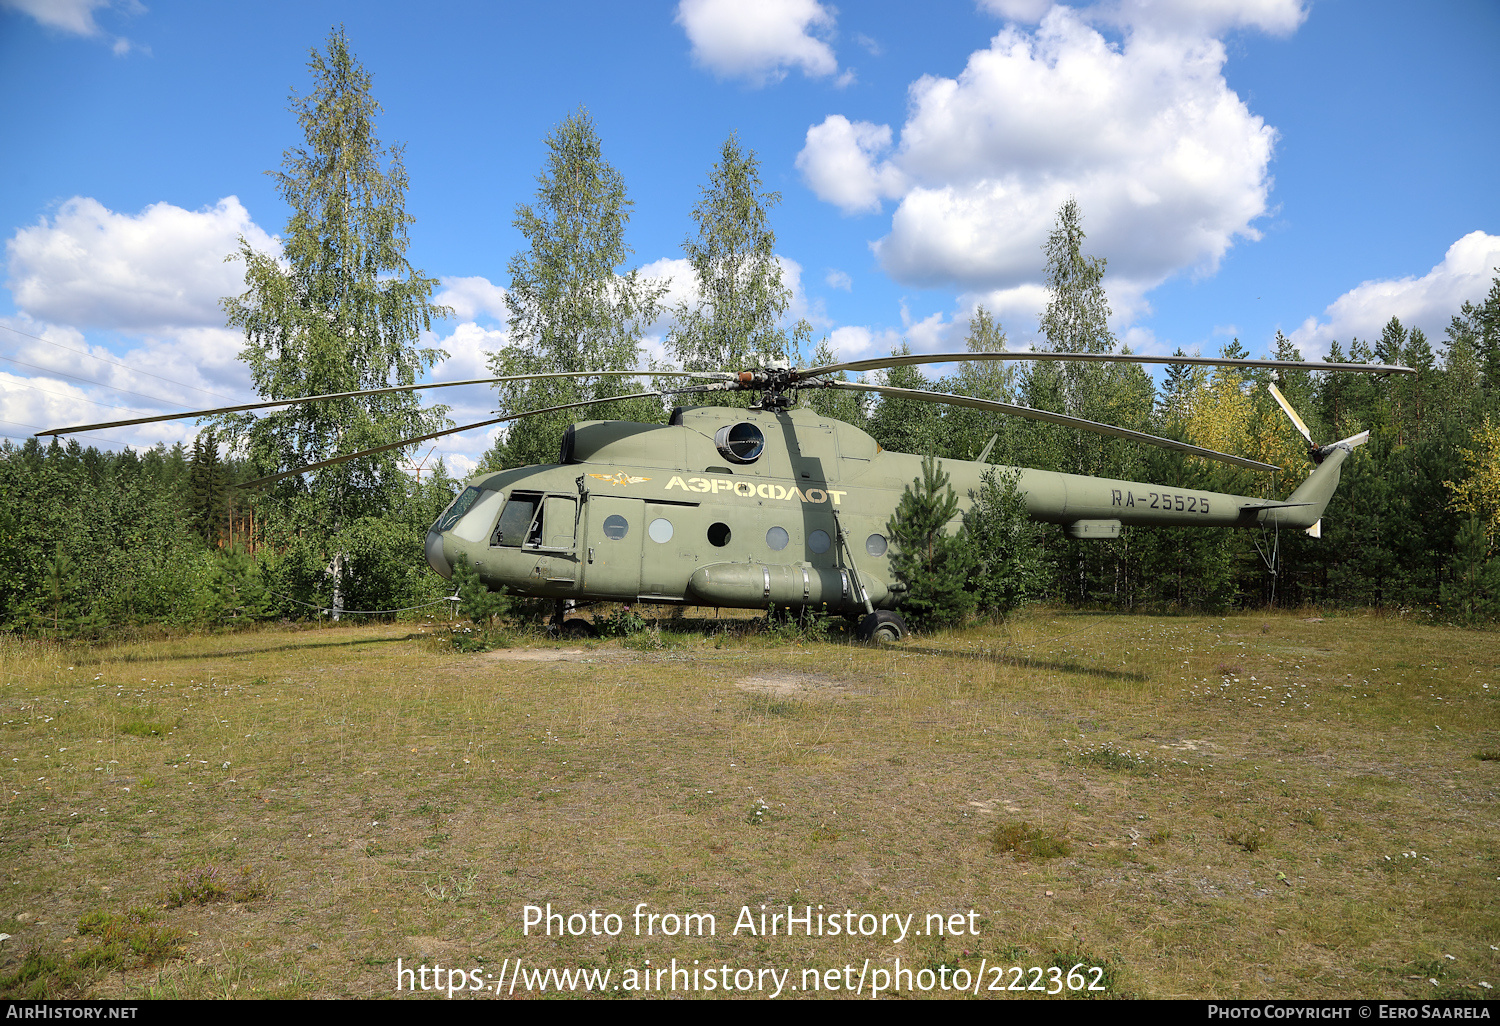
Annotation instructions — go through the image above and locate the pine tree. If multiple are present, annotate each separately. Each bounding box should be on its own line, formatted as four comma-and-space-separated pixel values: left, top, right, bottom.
943, 308, 1020, 462
1025, 200, 1145, 478
963, 467, 1048, 620
887, 457, 975, 630
801, 338, 866, 425
485, 109, 665, 469
1440, 515, 1500, 623
189, 428, 226, 546
222, 26, 450, 615
865, 345, 947, 456
1039, 199, 1114, 356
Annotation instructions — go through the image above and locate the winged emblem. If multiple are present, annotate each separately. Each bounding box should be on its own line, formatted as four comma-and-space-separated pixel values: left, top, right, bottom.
588, 472, 652, 487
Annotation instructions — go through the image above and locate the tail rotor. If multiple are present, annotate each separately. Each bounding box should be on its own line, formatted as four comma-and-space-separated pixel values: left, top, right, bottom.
1267, 374, 1370, 465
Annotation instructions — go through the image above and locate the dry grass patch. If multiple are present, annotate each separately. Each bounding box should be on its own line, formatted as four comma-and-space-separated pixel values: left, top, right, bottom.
1, 612, 1497, 999
992, 822, 1072, 860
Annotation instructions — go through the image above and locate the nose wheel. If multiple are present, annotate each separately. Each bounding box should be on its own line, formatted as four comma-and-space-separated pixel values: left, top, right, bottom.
856, 611, 907, 643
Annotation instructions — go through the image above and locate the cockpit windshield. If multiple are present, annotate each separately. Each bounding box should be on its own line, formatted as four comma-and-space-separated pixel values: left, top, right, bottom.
434, 486, 486, 532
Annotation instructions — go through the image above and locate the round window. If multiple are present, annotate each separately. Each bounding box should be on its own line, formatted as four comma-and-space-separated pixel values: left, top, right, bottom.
708, 522, 732, 547
866, 533, 888, 556
648, 518, 673, 543
808, 529, 831, 554
766, 526, 789, 551
714, 422, 766, 464
602, 514, 629, 540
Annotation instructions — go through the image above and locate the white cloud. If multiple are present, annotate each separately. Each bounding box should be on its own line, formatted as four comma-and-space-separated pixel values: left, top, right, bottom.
637, 257, 700, 321
825, 269, 852, 291
983, 0, 1306, 36
798, 4, 1283, 309
796, 116, 909, 215
636, 254, 822, 344
434, 275, 508, 324
3, 315, 249, 403
0, 314, 256, 450
2, 0, 146, 55
3, 0, 107, 36
827, 325, 897, 362
430, 320, 507, 383
6, 196, 277, 331
778, 256, 826, 329
979, 0, 1054, 23
1289, 231, 1500, 357
675, 0, 839, 86
956, 284, 1051, 342
1099, 0, 1306, 38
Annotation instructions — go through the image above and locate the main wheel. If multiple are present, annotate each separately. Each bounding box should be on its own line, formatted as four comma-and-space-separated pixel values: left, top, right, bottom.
559, 618, 597, 640
856, 610, 907, 643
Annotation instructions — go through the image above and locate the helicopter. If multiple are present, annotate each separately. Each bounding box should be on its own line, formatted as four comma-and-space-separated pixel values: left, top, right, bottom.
40, 349, 1416, 642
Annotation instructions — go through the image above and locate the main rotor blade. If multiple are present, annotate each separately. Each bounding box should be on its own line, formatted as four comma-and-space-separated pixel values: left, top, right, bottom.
825, 381, 1281, 473
38, 370, 731, 438
800, 351, 1417, 380
1266, 382, 1315, 445
234, 389, 676, 490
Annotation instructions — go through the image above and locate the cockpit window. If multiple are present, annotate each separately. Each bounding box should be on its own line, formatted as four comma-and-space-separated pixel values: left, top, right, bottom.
436, 486, 485, 532
492, 495, 539, 548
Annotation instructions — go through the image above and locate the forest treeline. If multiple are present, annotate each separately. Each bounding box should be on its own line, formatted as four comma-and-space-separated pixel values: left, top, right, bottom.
3, 278, 1496, 636
3, 29, 1497, 636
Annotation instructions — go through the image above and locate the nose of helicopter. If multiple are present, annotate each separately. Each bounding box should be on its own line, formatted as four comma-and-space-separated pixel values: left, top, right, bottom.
424, 526, 452, 579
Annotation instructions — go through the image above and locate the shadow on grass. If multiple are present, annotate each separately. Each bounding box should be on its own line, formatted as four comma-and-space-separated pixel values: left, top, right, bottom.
907, 645, 1149, 683
68, 632, 423, 667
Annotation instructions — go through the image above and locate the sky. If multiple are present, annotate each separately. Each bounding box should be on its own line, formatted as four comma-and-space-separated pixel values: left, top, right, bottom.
2, 0, 1498, 477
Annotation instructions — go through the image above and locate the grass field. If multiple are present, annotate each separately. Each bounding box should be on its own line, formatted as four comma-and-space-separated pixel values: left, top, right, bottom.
1, 608, 1496, 1000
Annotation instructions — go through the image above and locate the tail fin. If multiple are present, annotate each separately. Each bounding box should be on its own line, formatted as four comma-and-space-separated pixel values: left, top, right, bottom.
1261, 431, 1368, 529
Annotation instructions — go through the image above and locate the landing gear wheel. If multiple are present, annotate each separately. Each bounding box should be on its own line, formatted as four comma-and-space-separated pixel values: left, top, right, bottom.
856, 610, 907, 643
559, 618, 597, 640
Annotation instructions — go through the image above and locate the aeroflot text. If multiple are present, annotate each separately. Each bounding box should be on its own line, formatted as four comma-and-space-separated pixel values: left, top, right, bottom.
521, 904, 981, 945
664, 477, 847, 505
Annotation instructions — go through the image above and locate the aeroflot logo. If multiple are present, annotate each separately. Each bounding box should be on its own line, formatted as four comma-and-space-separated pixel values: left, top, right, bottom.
664, 476, 847, 505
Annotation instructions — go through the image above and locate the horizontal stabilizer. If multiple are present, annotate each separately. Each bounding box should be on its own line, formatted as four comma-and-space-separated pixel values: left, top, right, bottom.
1313, 429, 1369, 464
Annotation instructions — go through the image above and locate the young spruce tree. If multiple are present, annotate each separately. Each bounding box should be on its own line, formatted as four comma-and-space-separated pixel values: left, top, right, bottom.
887, 457, 976, 631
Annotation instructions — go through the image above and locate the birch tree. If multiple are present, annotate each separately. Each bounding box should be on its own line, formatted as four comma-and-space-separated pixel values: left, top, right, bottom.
484, 109, 664, 469
222, 27, 449, 615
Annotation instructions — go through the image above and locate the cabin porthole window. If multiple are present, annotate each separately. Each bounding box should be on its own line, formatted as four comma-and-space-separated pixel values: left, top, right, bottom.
713, 422, 766, 464
808, 529, 831, 554
602, 514, 629, 540
708, 522, 732, 547
648, 518, 673, 543
865, 534, 888, 557
766, 526, 789, 551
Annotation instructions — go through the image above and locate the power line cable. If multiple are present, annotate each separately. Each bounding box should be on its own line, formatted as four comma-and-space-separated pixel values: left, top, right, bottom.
0, 418, 141, 449
0, 352, 196, 408
0, 321, 238, 401
0, 376, 152, 414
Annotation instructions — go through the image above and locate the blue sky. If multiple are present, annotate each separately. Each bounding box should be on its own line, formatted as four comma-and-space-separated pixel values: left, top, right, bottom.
2, 0, 1497, 475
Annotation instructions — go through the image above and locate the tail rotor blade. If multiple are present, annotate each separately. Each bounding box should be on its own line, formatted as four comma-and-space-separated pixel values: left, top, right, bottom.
1266, 382, 1315, 446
